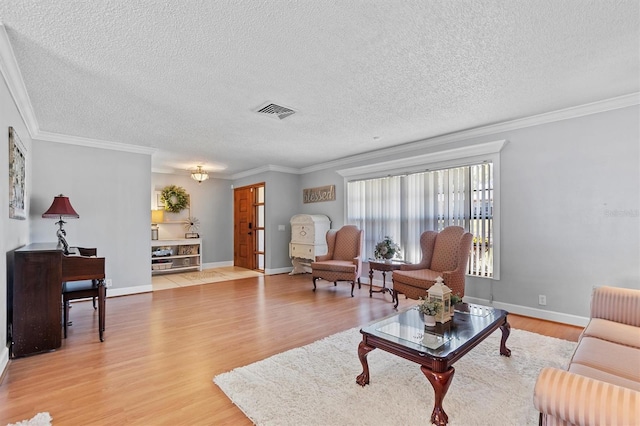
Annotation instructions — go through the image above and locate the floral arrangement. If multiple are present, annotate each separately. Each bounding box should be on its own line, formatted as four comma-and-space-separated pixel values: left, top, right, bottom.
374, 236, 401, 260
417, 297, 442, 316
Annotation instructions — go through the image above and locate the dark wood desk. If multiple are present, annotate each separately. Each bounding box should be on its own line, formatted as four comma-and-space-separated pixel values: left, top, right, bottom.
7, 243, 105, 357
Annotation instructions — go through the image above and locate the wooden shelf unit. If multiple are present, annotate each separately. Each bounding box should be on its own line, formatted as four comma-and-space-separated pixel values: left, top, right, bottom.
151, 238, 202, 275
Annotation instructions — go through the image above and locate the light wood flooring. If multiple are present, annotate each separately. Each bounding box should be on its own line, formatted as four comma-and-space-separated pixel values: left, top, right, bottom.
0, 272, 583, 425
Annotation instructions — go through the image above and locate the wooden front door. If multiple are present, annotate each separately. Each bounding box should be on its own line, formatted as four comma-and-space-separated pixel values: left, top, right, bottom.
233, 183, 265, 270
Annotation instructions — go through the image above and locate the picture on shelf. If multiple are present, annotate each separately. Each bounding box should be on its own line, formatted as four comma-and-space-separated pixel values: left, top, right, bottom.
178, 245, 199, 255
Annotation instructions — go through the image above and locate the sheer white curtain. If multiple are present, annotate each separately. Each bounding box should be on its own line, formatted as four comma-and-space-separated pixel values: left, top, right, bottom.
347, 163, 493, 277
347, 176, 402, 260
402, 167, 468, 263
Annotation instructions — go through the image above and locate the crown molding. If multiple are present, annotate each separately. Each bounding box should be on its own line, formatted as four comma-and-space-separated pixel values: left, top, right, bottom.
231, 164, 300, 180
35, 130, 156, 155
151, 167, 233, 180
300, 93, 639, 175
0, 24, 39, 137
1, 23, 636, 174
337, 139, 507, 179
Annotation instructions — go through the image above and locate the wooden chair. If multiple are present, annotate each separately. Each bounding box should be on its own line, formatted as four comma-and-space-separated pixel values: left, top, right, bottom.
62, 247, 106, 342
311, 225, 364, 297
392, 226, 473, 308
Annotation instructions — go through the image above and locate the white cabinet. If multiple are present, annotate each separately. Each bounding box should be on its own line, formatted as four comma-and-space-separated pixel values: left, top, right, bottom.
289, 214, 331, 274
151, 238, 202, 274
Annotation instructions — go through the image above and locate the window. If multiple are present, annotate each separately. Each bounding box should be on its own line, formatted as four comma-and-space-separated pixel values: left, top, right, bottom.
347, 162, 494, 277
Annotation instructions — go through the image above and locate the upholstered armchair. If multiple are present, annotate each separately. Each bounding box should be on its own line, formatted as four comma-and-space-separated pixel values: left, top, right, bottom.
392, 226, 473, 308
311, 225, 364, 297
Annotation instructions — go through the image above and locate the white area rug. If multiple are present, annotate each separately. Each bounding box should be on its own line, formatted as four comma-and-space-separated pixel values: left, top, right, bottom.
7, 412, 52, 426
214, 327, 576, 425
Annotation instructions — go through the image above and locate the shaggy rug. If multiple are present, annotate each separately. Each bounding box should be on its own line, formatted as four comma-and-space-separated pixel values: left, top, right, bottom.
214, 327, 576, 425
7, 412, 51, 426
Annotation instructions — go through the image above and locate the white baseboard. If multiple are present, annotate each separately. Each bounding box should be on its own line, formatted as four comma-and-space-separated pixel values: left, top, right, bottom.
464, 296, 589, 327
0, 345, 8, 379
202, 261, 233, 269
107, 284, 153, 297
265, 267, 293, 275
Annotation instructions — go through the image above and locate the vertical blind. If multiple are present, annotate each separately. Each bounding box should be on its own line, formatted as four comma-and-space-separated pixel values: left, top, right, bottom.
347, 162, 493, 277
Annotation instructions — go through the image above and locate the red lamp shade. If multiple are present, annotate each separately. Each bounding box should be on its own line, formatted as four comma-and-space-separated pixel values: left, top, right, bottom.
42, 194, 80, 218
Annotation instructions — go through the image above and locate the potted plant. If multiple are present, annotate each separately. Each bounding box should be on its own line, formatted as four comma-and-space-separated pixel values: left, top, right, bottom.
417, 297, 442, 326
374, 236, 401, 263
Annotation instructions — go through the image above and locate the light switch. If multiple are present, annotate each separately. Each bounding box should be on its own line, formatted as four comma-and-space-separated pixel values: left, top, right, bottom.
278, 225, 285, 231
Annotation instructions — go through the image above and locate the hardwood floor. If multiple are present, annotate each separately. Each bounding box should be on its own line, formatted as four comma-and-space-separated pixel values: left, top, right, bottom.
0, 273, 583, 425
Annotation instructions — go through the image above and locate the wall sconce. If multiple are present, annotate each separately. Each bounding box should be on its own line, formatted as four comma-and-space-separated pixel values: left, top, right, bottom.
151, 209, 164, 240
42, 194, 79, 253
191, 166, 209, 183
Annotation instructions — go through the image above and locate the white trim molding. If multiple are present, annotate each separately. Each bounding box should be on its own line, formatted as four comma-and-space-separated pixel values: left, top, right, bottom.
1, 22, 637, 178
0, 24, 39, 137
231, 164, 300, 180
464, 296, 589, 327
106, 284, 153, 298
0, 25, 155, 156
301, 93, 639, 175
336, 139, 506, 180
35, 130, 156, 155
0, 346, 8, 380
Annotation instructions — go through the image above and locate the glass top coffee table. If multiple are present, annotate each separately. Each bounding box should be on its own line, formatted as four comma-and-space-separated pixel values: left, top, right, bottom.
356, 304, 511, 426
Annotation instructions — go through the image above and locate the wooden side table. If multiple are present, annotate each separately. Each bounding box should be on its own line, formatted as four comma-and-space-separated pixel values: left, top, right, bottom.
367, 259, 405, 301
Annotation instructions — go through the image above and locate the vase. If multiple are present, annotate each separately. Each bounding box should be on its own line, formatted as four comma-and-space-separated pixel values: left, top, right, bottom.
423, 314, 436, 326
384, 258, 392, 264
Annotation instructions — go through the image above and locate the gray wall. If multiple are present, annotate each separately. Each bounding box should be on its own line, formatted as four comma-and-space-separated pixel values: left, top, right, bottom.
289, 106, 639, 320
299, 170, 345, 228
30, 141, 152, 294
486, 106, 639, 318
152, 172, 234, 265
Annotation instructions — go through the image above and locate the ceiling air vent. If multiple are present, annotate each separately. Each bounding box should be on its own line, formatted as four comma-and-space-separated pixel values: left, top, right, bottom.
255, 102, 297, 120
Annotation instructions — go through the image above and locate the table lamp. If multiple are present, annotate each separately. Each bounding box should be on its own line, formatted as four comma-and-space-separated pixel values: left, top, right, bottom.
151, 209, 164, 240
42, 194, 79, 253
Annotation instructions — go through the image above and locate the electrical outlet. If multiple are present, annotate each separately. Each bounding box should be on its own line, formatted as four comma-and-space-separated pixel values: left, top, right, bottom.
538, 294, 547, 306
278, 225, 285, 231
106, 279, 113, 288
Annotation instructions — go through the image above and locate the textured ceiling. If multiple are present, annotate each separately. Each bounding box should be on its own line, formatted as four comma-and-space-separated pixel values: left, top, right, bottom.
0, 0, 638, 177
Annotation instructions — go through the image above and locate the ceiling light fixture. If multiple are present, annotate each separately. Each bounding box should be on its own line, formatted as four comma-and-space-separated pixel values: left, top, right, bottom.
191, 166, 209, 183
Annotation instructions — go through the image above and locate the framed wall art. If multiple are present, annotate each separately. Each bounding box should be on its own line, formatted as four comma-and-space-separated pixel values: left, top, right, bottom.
303, 185, 335, 204
8, 127, 26, 220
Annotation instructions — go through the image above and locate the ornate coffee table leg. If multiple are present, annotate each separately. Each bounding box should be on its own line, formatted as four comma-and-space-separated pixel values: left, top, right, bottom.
421, 366, 454, 426
500, 320, 511, 357
356, 340, 375, 386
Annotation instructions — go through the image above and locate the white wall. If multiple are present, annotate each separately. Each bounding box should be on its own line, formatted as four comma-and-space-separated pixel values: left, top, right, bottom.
30, 141, 152, 295
152, 173, 234, 265
0, 74, 32, 370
